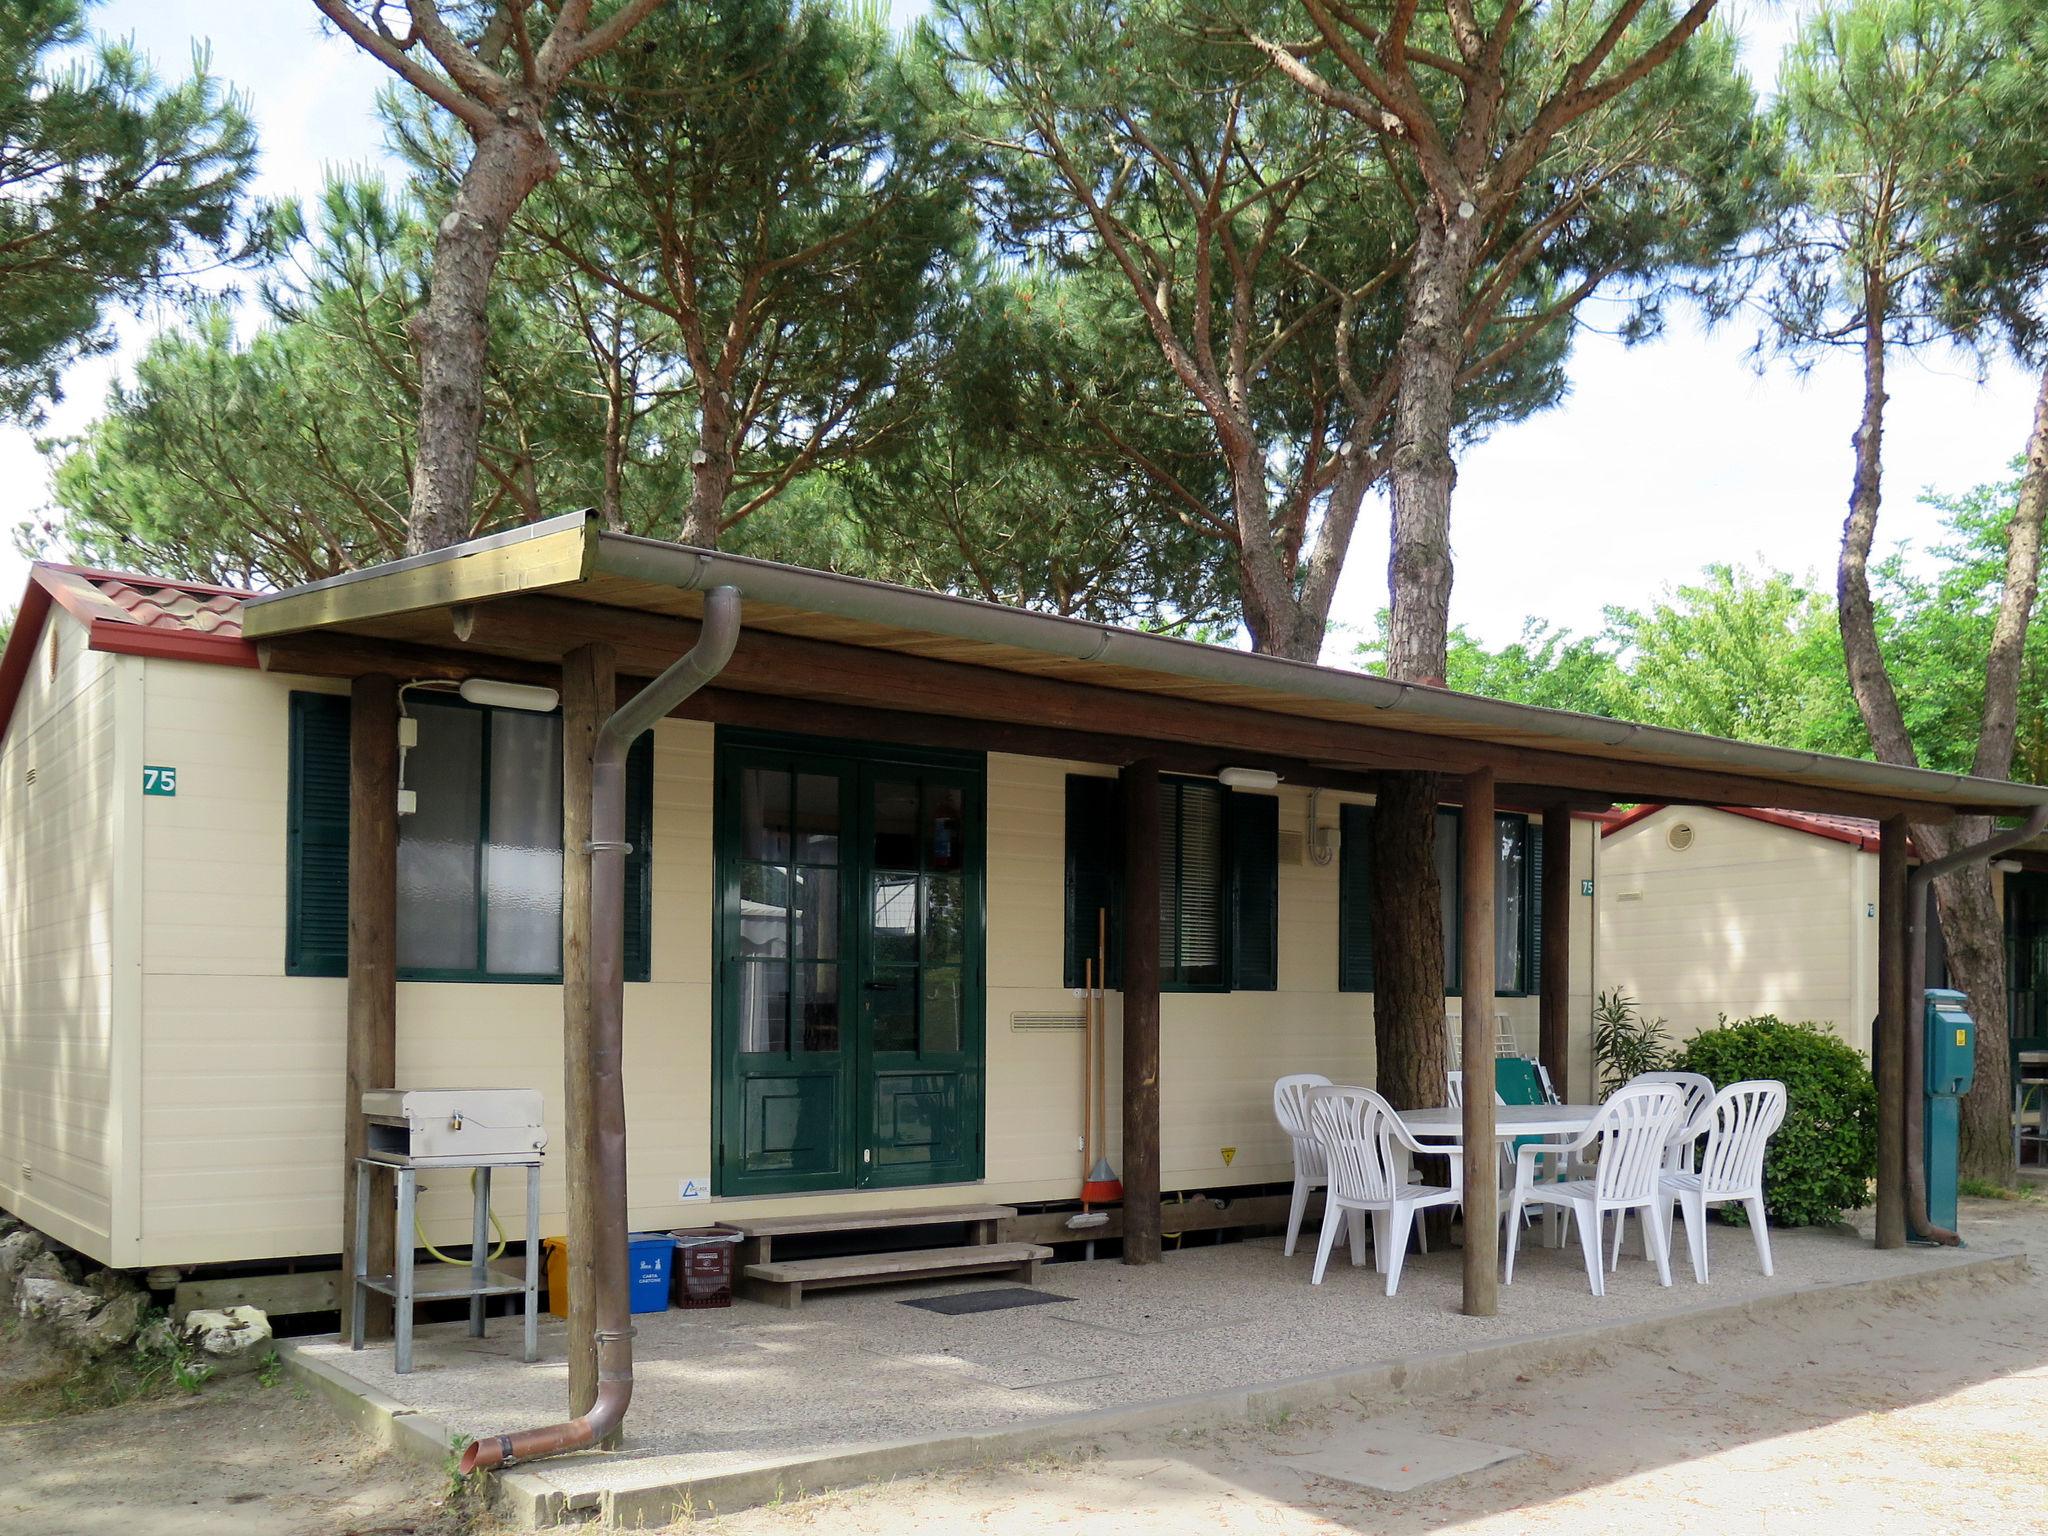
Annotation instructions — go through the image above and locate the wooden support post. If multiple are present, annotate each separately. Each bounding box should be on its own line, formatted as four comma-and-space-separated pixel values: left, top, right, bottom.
343, 675, 399, 1339
1539, 805, 1572, 1099
1120, 760, 1163, 1265
1460, 768, 1499, 1317
1876, 814, 1910, 1250
560, 643, 615, 1417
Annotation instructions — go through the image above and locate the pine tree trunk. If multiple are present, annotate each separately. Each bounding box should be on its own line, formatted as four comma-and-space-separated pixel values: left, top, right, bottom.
406, 109, 557, 554
681, 390, 735, 547
1372, 208, 1481, 1140
1370, 773, 1448, 1108
1947, 364, 2048, 1180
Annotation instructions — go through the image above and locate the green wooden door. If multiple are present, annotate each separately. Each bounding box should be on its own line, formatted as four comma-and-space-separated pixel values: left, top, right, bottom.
714, 736, 984, 1196
854, 762, 984, 1188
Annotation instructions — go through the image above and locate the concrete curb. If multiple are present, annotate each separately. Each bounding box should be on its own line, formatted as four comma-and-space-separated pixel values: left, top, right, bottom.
281, 1245, 2029, 1529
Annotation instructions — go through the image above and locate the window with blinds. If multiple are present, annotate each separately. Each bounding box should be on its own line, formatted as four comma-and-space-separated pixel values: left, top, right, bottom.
1062, 774, 1276, 993
1159, 777, 1227, 989
1339, 805, 1542, 995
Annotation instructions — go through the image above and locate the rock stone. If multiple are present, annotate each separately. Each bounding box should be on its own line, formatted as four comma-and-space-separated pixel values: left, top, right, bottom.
181, 1305, 273, 1374
18, 1273, 98, 1328
0, 1228, 45, 1298
67, 1290, 151, 1356
134, 1315, 178, 1358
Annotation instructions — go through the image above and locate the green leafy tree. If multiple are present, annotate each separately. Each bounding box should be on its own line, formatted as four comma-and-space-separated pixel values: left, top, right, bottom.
1238, 0, 1766, 1123
312, 0, 672, 553
1769, 0, 2048, 1184
0, 0, 257, 424
508, 0, 976, 548
34, 176, 609, 585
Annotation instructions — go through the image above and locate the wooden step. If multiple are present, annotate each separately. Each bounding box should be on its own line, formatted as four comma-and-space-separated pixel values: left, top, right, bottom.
717, 1203, 1016, 1240
740, 1241, 1051, 1310
717, 1203, 1018, 1270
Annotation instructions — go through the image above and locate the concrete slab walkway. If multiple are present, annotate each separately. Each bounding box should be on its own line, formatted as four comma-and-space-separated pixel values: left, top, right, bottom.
283, 1217, 2016, 1528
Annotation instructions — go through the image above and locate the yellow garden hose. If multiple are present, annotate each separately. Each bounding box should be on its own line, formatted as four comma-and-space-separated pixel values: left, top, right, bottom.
415, 1168, 509, 1264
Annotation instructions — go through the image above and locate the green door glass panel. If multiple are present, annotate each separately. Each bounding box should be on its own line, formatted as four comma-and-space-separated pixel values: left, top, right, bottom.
715, 735, 983, 1196
855, 763, 983, 1188
716, 747, 857, 1196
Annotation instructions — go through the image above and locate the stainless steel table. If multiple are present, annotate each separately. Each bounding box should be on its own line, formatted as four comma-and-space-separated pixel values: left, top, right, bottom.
350, 1156, 541, 1375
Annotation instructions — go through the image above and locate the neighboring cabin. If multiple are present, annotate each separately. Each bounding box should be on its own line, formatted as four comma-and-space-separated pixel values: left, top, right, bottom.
1595, 802, 2048, 1059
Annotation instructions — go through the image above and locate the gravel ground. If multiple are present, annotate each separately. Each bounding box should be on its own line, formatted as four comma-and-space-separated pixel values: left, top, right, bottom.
2, 1187, 2041, 1535
294, 1202, 1988, 1504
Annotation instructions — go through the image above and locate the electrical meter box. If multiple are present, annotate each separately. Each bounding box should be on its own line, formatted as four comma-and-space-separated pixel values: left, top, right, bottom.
1920, 989, 1976, 1238
1924, 988, 1976, 1098
362, 1088, 546, 1167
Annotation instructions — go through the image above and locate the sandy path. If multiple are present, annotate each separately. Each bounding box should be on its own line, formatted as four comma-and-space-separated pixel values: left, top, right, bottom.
696, 1191, 2048, 1536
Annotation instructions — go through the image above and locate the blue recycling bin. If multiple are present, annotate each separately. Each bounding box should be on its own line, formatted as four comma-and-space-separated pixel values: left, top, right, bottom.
628, 1232, 676, 1314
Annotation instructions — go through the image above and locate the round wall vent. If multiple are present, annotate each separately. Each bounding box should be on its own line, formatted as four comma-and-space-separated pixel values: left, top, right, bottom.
1667, 821, 1696, 852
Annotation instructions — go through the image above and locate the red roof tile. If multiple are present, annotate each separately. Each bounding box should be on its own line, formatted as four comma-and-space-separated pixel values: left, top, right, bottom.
0, 563, 260, 739
1601, 802, 1885, 852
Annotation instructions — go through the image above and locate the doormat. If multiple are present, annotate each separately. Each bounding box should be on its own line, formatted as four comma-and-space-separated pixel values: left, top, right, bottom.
901, 1287, 1075, 1316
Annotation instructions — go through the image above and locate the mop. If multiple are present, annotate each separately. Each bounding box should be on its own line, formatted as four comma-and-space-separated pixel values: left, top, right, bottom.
1068, 956, 1110, 1231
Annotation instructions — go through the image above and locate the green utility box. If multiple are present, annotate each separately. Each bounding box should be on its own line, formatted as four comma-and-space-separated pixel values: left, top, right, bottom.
1922, 987, 1976, 1236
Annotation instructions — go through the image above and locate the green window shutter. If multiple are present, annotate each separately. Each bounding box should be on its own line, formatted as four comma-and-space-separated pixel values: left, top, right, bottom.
287, 691, 352, 978
1064, 775, 1123, 990
624, 729, 655, 984
1525, 819, 1545, 995
1226, 791, 1279, 991
1338, 803, 1375, 992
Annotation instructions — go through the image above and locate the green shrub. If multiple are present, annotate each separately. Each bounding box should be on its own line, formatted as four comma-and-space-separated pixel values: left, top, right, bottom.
1592, 988, 1672, 1093
1673, 1015, 1876, 1227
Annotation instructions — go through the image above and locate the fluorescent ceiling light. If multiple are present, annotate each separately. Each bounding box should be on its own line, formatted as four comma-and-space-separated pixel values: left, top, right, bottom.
460, 678, 560, 713
1218, 766, 1281, 790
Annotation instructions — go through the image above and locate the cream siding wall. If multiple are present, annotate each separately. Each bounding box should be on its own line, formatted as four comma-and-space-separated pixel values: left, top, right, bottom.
1595, 806, 1875, 1055
127, 657, 1600, 1266
0, 611, 130, 1261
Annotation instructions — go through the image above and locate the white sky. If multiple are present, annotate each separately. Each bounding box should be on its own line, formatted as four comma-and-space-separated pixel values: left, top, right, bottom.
2, 0, 2036, 655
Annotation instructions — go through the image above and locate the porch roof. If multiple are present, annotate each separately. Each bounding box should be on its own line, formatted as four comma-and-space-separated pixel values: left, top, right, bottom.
241, 511, 2048, 821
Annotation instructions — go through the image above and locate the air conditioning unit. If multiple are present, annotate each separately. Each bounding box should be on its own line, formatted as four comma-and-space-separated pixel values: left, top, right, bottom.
362, 1088, 546, 1167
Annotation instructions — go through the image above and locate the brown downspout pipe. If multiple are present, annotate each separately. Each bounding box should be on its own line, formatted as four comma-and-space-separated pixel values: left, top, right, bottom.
462, 586, 742, 1475
1902, 804, 2048, 1246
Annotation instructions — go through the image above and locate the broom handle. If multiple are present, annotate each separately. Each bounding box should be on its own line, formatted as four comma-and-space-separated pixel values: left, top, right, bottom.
1082, 958, 1094, 1179
1096, 907, 1109, 1158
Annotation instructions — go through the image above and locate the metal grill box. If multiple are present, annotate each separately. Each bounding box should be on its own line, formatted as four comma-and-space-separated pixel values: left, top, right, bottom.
362, 1088, 547, 1167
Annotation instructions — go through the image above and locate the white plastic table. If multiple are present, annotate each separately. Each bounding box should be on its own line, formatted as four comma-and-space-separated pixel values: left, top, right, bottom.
1397, 1103, 1603, 1248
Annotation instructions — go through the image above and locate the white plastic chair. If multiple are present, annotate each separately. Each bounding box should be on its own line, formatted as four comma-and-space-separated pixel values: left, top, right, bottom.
1661, 1079, 1787, 1283
1306, 1086, 1463, 1295
1446, 1070, 1516, 1195
1504, 1083, 1687, 1296
1609, 1070, 1716, 1267
1273, 1073, 1332, 1258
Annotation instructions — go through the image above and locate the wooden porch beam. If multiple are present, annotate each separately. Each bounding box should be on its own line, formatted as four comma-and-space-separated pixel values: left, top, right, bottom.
265, 612, 1962, 825
1459, 768, 1499, 1317
560, 643, 615, 1418
1120, 760, 1163, 1266
343, 675, 398, 1339
1875, 814, 1910, 1250
1539, 805, 1572, 1100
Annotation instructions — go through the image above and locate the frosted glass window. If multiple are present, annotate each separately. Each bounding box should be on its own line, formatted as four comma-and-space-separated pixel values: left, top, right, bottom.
397, 702, 482, 971
485, 711, 564, 975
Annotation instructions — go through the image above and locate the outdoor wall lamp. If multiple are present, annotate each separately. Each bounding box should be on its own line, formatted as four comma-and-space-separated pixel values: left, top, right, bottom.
1217, 766, 1281, 790
458, 678, 560, 713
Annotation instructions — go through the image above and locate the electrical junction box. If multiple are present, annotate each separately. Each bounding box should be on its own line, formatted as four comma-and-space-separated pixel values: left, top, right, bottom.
1924, 988, 1975, 1097
362, 1087, 546, 1167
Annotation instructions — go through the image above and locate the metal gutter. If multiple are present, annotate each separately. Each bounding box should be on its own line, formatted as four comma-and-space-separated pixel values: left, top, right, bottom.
460, 585, 743, 1475
233, 513, 2048, 815
589, 529, 2048, 816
